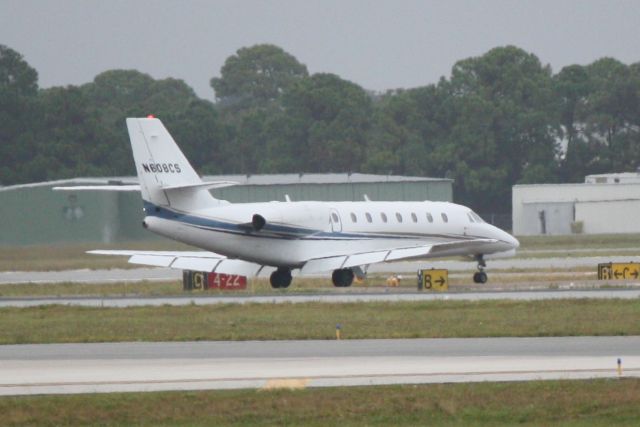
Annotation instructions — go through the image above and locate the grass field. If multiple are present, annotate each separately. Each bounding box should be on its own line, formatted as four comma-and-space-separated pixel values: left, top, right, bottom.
1, 298, 639, 344
0, 280, 184, 297
2, 379, 639, 426
517, 233, 640, 250
0, 241, 190, 271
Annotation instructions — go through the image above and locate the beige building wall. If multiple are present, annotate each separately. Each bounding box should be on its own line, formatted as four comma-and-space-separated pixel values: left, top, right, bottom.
513, 183, 640, 235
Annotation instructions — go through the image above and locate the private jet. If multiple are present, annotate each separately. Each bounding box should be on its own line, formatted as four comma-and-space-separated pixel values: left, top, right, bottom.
56, 117, 519, 288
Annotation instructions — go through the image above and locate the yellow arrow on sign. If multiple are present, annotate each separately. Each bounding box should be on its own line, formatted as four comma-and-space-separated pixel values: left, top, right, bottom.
598, 263, 640, 280
419, 269, 449, 291
611, 263, 640, 280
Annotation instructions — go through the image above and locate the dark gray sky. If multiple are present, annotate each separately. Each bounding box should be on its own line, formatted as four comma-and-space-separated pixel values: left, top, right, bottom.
1, 0, 638, 100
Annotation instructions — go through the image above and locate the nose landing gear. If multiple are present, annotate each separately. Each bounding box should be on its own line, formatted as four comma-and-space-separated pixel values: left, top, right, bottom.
473, 254, 488, 284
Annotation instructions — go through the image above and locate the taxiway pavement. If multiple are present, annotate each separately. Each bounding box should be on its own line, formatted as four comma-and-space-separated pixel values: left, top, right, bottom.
1, 337, 638, 395
2, 254, 640, 285
1, 288, 640, 308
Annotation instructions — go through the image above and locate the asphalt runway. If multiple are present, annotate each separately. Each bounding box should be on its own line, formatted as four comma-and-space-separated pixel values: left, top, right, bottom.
1, 337, 638, 396
1, 288, 640, 308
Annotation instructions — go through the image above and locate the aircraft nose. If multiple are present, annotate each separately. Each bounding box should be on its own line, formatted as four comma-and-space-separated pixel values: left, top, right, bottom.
504, 231, 520, 249
492, 226, 519, 249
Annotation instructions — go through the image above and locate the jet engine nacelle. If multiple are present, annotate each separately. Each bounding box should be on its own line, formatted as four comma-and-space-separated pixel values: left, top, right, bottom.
249, 203, 331, 234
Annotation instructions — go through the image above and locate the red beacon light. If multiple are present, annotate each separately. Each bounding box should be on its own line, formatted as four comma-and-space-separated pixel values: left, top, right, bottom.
147, 114, 155, 118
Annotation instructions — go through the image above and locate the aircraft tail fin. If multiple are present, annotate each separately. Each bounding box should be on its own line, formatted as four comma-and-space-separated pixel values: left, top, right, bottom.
126, 117, 223, 210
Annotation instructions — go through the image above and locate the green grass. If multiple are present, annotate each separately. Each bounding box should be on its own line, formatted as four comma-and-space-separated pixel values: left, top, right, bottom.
0, 280, 184, 297
2, 379, 639, 426
1, 299, 639, 344
0, 241, 192, 271
518, 233, 640, 250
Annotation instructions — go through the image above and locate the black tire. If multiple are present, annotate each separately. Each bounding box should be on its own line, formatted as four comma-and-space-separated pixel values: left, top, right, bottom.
270, 268, 292, 289
332, 268, 354, 287
473, 271, 488, 284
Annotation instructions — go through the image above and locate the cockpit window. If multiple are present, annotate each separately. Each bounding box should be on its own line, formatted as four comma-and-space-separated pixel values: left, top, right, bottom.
470, 212, 484, 223
467, 213, 475, 223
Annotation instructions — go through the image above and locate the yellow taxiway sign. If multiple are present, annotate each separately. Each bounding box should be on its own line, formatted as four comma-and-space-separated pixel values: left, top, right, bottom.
598, 263, 640, 280
418, 269, 449, 291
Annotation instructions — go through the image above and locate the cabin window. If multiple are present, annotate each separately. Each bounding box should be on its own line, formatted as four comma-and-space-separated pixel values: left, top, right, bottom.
365, 212, 372, 223
441, 213, 448, 223
411, 212, 418, 223
380, 212, 388, 223
331, 213, 339, 223
426, 213, 433, 223
396, 212, 403, 223
350, 212, 357, 223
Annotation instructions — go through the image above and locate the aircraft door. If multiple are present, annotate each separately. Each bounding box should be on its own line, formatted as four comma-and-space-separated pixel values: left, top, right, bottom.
330, 209, 342, 232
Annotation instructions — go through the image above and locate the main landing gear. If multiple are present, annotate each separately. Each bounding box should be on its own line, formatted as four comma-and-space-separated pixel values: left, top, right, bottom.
270, 267, 292, 289
332, 268, 354, 287
473, 254, 488, 284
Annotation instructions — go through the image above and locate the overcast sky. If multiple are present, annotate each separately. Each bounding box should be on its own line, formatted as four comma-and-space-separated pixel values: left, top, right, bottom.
1, 0, 638, 100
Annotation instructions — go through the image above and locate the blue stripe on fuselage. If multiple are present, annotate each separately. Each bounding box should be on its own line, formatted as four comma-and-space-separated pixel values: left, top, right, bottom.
141, 201, 474, 242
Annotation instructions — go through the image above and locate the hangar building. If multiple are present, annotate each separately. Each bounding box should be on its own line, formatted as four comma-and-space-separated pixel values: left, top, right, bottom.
0, 173, 452, 245
513, 173, 640, 235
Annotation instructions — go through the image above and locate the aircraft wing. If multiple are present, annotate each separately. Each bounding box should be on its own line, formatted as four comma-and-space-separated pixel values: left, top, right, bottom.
88, 250, 273, 277
90, 238, 497, 277
300, 238, 497, 274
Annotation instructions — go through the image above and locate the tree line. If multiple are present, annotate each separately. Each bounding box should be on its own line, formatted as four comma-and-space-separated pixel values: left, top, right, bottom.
1, 43, 638, 213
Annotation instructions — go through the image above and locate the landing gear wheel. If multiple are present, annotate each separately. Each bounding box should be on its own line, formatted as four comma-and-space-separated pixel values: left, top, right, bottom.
473, 271, 488, 284
473, 254, 488, 284
332, 268, 354, 287
270, 268, 292, 289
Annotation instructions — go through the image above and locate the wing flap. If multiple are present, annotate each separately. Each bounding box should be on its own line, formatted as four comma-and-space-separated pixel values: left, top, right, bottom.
344, 251, 389, 267
385, 246, 433, 261
170, 257, 222, 272
213, 259, 263, 276
300, 256, 348, 274
129, 254, 175, 267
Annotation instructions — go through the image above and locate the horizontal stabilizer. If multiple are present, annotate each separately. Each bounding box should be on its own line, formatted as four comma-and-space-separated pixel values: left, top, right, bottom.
53, 185, 141, 192
54, 181, 238, 193
161, 181, 239, 192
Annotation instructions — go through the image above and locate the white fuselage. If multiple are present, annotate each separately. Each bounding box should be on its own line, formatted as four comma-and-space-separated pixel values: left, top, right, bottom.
143, 200, 518, 268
